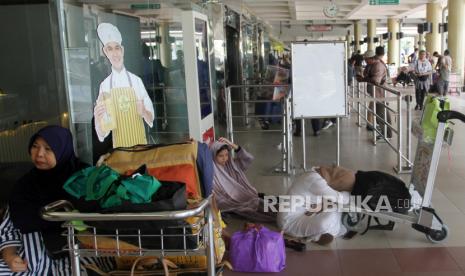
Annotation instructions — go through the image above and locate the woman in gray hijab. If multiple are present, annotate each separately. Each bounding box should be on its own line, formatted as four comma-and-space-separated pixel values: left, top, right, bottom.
210, 137, 275, 222
414, 50, 433, 110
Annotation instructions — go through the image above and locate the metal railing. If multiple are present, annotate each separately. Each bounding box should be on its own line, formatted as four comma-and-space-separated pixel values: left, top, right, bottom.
449, 72, 464, 95
225, 84, 293, 174
349, 80, 413, 174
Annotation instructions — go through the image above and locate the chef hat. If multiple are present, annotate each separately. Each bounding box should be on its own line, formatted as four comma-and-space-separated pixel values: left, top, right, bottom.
97, 23, 122, 46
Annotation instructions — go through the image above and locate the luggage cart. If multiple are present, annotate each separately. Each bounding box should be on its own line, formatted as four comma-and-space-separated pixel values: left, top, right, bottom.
342, 110, 465, 243
41, 196, 216, 276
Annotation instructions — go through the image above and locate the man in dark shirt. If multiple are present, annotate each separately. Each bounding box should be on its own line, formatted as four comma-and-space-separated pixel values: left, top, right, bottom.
408, 48, 419, 64
357, 49, 392, 138
354, 50, 364, 77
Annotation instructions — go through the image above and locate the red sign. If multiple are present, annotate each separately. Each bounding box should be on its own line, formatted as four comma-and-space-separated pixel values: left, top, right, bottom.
202, 127, 215, 145
306, 25, 333, 32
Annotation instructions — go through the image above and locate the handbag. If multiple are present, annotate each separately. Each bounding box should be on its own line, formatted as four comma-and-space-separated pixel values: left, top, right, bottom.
85, 257, 231, 276
230, 224, 285, 273
418, 75, 428, 81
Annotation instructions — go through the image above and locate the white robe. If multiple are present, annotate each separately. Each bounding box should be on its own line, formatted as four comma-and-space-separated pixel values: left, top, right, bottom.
277, 169, 350, 240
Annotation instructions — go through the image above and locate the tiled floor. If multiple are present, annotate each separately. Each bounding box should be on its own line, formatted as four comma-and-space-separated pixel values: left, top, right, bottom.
224, 247, 465, 276
222, 89, 465, 275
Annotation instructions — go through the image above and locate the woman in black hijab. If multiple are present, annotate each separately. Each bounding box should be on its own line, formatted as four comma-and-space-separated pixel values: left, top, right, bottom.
7, 125, 87, 274
10, 126, 86, 233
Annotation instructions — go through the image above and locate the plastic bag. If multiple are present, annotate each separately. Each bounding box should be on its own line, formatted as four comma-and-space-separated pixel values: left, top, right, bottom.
230, 224, 285, 272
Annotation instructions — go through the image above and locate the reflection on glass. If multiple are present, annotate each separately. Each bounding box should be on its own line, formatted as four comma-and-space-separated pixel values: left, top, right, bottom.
162, 22, 189, 141
0, 2, 65, 163
195, 18, 212, 119
141, 21, 189, 144
242, 23, 255, 82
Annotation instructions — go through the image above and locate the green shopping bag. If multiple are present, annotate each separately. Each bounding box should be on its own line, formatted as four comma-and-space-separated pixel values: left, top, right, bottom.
63, 165, 119, 201
63, 165, 161, 209
101, 173, 161, 208
421, 95, 450, 142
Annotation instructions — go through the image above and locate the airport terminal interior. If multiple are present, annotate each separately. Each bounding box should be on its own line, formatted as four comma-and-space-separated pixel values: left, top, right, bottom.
2, 0, 465, 275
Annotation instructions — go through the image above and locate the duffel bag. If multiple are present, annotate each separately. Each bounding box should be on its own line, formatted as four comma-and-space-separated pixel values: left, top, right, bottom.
102, 141, 212, 200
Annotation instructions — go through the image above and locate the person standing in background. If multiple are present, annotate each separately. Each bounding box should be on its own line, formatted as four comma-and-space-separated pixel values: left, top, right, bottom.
408, 48, 419, 65
436, 50, 452, 96
354, 50, 364, 77
413, 50, 433, 110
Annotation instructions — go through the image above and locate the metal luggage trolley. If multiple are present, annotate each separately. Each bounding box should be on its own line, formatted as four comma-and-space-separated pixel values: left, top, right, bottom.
342, 110, 465, 243
41, 196, 216, 276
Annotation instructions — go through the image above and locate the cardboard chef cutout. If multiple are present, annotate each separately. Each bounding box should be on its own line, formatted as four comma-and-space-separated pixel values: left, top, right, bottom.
94, 23, 154, 148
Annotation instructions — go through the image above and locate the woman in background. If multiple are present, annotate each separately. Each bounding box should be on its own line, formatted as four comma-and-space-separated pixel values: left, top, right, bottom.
211, 137, 275, 222
414, 50, 433, 110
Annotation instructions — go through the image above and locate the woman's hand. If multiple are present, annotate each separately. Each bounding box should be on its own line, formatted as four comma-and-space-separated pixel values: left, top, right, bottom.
7, 256, 28, 272
3, 248, 28, 272
218, 137, 238, 150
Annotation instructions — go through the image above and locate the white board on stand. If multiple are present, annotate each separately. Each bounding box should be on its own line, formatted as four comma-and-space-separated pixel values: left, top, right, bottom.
291, 41, 347, 118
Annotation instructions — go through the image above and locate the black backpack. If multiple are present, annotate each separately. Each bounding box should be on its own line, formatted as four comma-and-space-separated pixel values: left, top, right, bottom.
352, 170, 411, 214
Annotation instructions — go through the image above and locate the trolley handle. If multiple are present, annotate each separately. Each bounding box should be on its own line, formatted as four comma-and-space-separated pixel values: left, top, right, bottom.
41, 197, 211, 222
42, 200, 75, 212
438, 110, 465, 123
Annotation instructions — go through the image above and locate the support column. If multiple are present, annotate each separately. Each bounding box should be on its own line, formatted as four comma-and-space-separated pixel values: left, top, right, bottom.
388, 18, 400, 67
448, 0, 465, 80
367, 19, 377, 51
441, 7, 448, 53
426, 2, 442, 54
159, 22, 172, 68
354, 20, 361, 52
346, 31, 353, 58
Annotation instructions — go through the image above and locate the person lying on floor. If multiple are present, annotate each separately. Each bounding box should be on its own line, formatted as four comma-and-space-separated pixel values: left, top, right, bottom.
210, 137, 276, 223
278, 165, 412, 245
277, 168, 350, 245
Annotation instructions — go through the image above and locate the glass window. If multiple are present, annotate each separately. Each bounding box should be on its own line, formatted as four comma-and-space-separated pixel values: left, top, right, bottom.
0, 1, 67, 164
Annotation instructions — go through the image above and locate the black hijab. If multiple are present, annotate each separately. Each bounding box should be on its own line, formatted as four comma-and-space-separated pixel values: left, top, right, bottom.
10, 125, 86, 233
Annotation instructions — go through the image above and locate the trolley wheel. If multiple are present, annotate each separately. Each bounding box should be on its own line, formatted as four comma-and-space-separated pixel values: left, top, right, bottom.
426, 224, 449, 243
342, 213, 362, 230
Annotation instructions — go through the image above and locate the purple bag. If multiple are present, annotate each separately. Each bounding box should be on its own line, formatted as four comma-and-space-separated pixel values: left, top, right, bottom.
230, 225, 286, 272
